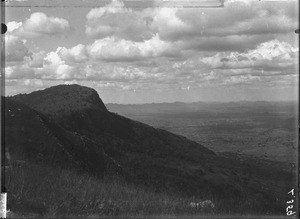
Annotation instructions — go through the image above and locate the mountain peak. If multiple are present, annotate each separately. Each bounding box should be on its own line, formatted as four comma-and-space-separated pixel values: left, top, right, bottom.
12, 84, 108, 117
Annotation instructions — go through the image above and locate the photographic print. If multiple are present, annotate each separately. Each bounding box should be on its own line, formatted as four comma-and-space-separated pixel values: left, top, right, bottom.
1, 0, 299, 218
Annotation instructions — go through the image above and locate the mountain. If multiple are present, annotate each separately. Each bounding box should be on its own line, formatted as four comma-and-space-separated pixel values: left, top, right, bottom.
8, 85, 222, 195
5, 84, 295, 216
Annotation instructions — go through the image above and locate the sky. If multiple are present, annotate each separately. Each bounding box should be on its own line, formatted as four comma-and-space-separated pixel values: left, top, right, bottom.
3, 0, 299, 104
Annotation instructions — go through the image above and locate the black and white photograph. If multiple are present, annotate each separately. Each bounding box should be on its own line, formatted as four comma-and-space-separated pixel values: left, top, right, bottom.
0, 0, 299, 218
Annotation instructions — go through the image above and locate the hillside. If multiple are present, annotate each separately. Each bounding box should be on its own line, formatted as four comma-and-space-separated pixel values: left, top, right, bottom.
5, 97, 106, 176
4, 85, 296, 217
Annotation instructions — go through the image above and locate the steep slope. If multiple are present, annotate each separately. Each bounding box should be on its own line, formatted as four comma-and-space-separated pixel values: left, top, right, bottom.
5, 98, 105, 176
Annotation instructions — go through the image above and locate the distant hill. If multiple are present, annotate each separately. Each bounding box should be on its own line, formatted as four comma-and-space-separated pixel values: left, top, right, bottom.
5, 84, 295, 215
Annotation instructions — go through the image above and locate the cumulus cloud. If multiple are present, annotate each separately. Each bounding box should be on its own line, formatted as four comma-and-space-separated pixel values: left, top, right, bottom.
23, 51, 46, 68
86, 34, 180, 61
85, 0, 152, 41
22, 79, 44, 87
83, 64, 153, 82
5, 35, 31, 62
5, 64, 35, 79
202, 40, 298, 74
175, 0, 297, 38
6, 48, 84, 80
85, 0, 192, 42
52, 34, 179, 63
85, 0, 297, 53
58, 44, 89, 63
149, 7, 193, 41
7, 12, 70, 38
4, 0, 298, 101
180, 34, 275, 52
37, 49, 83, 80
222, 74, 260, 85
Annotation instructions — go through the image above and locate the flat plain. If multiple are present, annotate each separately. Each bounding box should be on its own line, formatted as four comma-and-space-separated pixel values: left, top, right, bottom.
107, 101, 298, 164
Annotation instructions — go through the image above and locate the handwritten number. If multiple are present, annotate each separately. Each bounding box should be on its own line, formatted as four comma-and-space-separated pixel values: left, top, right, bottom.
286, 189, 296, 216
287, 210, 296, 216
288, 189, 294, 196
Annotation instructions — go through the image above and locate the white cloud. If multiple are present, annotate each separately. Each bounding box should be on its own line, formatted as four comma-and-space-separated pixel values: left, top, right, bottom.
180, 34, 275, 52
23, 79, 44, 87
86, 0, 126, 20
50, 34, 179, 63
4, 0, 298, 100
86, 34, 180, 61
6, 49, 84, 80
83, 63, 157, 82
84, 0, 297, 53
5, 35, 31, 62
202, 40, 298, 73
37, 49, 83, 80
223, 75, 260, 85
149, 7, 193, 41
58, 44, 89, 63
5, 64, 35, 79
85, 0, 152, 41
85, 0, 192, 42
8, 12, 70, 38
248, 40, 297, 60
175, 0, 297, 38
24, 51, 46, 68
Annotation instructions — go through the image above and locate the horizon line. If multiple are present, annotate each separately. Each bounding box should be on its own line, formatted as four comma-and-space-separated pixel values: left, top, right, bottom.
105, 100, 298, 105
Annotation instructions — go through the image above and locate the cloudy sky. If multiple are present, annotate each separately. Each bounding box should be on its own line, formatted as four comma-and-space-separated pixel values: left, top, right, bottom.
4, 0, 299, 103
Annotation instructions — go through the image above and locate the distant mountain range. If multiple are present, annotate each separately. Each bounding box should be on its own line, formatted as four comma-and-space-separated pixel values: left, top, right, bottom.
4, 84, 294, 210
106, 100, 296, 116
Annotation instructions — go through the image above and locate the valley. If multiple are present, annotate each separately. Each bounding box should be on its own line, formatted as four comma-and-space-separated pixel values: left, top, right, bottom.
107, 101, 298, 163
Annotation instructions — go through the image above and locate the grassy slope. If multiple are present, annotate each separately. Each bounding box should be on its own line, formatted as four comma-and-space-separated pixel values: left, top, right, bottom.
5, 158, 295, 218
6, 162, 217, 218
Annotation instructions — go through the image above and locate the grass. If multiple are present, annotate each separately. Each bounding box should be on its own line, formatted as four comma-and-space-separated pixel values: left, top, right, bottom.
5, 158, 295, 218
6, 162, 219, 218
5, 159, 294, 218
